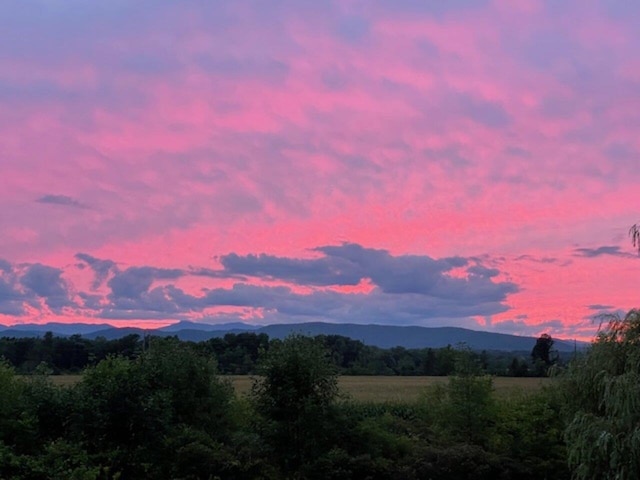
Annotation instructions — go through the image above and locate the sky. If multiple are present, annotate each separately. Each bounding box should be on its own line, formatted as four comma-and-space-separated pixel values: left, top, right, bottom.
1, 0, 639, 340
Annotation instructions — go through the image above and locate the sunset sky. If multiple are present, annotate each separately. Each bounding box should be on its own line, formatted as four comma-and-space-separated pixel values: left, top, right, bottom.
1, 0, 638, 340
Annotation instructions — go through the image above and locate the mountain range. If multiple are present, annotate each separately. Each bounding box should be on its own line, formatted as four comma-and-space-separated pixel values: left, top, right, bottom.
0, 321, 586, 352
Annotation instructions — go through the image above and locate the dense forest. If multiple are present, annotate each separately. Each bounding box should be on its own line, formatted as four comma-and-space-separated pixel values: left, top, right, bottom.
0, 330, 560, 377
1, 310, 639, 479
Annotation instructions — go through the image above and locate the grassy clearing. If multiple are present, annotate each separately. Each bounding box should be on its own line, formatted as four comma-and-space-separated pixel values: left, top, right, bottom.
42, 375, 82, 387
230, 375, 552, 402
46, 374, 552, 402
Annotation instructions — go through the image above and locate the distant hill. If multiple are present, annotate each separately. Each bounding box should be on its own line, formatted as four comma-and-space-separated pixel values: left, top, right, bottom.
158, 321, 258, 333
83, 327, 150, 341
254, 323, 583, 352
0, 320, 586, 352
0, 329, 51, 338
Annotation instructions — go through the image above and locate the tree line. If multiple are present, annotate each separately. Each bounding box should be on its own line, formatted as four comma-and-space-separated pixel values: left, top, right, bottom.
0, 331, 561, 377
1, 309, 639, 478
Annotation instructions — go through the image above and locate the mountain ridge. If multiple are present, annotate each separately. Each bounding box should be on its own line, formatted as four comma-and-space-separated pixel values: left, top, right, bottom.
0, 321, 586, 351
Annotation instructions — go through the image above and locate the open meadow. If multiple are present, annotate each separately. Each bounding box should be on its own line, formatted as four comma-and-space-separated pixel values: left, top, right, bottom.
47, 374, 552, 402
229, 375, 553, 402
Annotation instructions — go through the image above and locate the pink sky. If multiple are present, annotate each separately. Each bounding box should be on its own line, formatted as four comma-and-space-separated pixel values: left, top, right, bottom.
1, 0, 638, 340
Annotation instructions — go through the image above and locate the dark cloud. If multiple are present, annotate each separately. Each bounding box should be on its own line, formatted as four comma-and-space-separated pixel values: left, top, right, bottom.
78, 292, 104, 310
587, 304, 614, 311
0, 272, 26, 315
219, 251, 363, 286
1, 244, 521, 329
467, 265, 500, 278
75, 253, 117, 288
313, 244, 472, 295
36, 194, 89, 210
107, 266, 183, 300
187, 266, 243, 279
126, 280, 510, 326
0, 278, 20, 301
514, 254, 559, 264
0, 259, 11, 272
221, 243, 452, 293
21, 264, 72, 311
0, 260, 26, 315
110, 285, 183, 314
201, 283, 293, 309
488, 318, 565, 336
573, 245, 636, 259
67, 243, 518, 327
147, 243, 518, 326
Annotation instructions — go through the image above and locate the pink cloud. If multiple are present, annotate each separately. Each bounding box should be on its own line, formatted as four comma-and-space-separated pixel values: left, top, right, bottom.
0, 0, 638, 339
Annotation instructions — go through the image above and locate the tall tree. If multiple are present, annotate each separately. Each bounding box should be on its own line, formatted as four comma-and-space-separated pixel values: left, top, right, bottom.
531, 333, 558, 377
251, 334, 340, 474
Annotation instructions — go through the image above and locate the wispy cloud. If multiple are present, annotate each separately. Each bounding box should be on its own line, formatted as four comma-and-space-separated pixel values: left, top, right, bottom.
573, 246, 636, 259
36, 195, 90, 210
586, 304, 615, 311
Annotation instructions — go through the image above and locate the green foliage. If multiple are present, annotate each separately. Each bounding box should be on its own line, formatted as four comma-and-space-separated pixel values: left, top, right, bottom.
507, 357, 529, 376
419, 348, 496, 447
0, 333, 140, 374
0, 360, 25, 447
202, 332, 270, 374
409, 443, 528, 480
421, 375, 495, 447
0, 333, 580, 478
251, 334, 340, 473
139, 337, 234, 435
562, 309, 640, 479
493, 389, 569, 478
73, 338, 236, 477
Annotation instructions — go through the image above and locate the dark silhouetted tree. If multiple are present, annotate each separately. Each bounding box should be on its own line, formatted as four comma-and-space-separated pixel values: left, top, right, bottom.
531, 334, 554, 365
531, 333, 558, 376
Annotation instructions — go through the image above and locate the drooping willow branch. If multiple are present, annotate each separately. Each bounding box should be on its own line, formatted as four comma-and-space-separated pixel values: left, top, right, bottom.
631, 224, 640, 254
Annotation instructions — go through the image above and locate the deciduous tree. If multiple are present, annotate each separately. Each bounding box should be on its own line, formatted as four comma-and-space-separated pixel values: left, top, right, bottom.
251, 334, 340, 473
562, 309, 640, 479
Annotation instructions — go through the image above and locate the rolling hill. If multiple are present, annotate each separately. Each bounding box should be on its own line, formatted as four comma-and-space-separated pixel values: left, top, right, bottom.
0, 321, 585, 351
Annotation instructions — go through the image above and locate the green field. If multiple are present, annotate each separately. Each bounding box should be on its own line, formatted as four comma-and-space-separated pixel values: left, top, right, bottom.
47, 375, 552, 402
